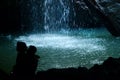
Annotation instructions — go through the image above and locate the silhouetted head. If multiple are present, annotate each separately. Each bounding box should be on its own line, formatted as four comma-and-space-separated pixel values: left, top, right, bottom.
16, 41, 27, 53
27, 45, 37, 55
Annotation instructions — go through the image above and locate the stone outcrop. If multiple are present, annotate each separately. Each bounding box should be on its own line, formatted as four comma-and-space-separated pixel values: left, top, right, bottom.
87, 0, 120, 36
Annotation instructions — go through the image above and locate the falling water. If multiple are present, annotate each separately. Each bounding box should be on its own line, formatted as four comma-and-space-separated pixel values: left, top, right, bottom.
44, 0, 70, 32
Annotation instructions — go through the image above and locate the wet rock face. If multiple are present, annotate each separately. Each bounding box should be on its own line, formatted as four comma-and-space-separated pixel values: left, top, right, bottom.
70, 0, 102, 29
96, 0, 120, 23
95, 0, 120, 36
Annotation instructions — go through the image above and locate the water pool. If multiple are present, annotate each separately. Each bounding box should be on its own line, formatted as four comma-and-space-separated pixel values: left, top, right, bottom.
0, 28, 120, 73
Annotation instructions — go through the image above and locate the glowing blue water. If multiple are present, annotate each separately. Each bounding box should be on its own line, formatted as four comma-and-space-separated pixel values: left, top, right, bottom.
0, 28, 120, 73
14, 28, 120, 71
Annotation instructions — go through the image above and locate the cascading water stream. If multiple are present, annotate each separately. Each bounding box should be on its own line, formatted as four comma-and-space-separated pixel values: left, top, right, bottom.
44, 0, 70, 32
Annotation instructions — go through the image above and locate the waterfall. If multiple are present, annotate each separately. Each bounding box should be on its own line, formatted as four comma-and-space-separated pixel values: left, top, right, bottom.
44, 0, 70, 32
18, 0, 100, 33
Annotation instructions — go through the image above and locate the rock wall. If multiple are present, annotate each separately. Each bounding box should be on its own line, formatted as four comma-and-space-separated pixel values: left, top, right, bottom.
85, 0, 120, 36
95, 0, 120, 36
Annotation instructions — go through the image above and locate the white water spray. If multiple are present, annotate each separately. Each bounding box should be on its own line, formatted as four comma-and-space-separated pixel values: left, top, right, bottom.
44, 0, 70, 32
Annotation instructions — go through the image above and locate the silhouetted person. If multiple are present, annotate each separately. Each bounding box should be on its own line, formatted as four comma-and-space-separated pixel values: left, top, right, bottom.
10, 41, 27, 80
16, 41, 27, 67
11, 42, 40, 80
25, 45, 40, 80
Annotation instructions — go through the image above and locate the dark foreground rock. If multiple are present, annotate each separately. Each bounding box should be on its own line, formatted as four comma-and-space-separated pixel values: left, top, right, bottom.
36, 57, 120, 80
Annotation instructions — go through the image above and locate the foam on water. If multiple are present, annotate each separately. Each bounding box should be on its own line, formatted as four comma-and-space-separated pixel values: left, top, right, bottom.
15, 33, 106, 52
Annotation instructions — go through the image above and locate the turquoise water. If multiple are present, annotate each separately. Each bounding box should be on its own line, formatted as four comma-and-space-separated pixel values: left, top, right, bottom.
0, 28, 120, 74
